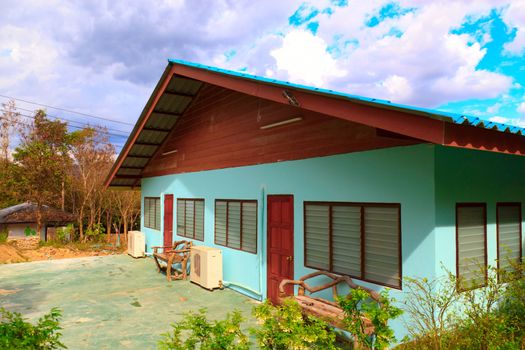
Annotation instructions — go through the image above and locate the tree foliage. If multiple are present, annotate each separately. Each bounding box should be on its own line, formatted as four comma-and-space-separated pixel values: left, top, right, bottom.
0, 103, 140, 244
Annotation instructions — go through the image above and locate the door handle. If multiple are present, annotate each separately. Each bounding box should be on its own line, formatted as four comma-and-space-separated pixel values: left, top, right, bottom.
286, 256, 293, 262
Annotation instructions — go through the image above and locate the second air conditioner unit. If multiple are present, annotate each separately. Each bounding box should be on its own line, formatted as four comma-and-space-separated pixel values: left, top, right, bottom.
190, 246, 223, 290
127, 231, 145, 258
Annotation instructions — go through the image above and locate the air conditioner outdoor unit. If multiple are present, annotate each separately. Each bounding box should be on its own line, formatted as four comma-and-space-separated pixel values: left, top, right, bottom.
127, 231, 145, 258
190, 246, 223, 290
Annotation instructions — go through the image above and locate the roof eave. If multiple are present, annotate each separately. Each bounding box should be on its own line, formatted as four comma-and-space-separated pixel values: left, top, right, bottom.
104, 63, 175, 189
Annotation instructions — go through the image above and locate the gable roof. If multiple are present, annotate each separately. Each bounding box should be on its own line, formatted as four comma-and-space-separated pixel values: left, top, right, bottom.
105, 59, 525, 189
0, 202, 75, 224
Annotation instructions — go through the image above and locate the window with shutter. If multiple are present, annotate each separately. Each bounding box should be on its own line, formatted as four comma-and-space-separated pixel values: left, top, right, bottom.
456, 203, 487, 290
176, 198, 205, 241
304, 202, 401, 289
214, 199, 257, 253
144, 197, 160, 230
497, 203, 522, 279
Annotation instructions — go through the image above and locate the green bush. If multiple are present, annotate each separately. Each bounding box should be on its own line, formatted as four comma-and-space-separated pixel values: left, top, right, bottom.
0, 227, 8, 243
0, 307, 66, 349
158, 308, 249, 350
251, 299, 337, 350
84, 223, 105, 240
339, 288, 402, 349
55, 224, 75, 244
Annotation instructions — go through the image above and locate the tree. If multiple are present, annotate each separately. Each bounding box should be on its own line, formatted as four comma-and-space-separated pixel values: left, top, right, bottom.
12, 110, 73, 234
69, 127, 115, 241
111, 190, 141, 244
0, 99, 20, 164
0, 100, 22, 208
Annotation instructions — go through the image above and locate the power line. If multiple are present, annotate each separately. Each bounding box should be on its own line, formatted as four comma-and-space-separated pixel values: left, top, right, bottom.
0, 94, 135, 126
2, 106, 132, 136
0, 114, 129, 139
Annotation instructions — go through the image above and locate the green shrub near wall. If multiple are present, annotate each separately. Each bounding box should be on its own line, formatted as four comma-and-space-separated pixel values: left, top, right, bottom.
0, 307, 66, 349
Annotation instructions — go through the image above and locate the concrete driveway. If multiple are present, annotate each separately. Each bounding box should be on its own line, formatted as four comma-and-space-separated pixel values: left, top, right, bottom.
0, 254, 258, 349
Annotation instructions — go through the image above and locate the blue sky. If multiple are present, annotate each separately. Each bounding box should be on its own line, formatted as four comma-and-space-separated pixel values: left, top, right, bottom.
1, 0, 524, 149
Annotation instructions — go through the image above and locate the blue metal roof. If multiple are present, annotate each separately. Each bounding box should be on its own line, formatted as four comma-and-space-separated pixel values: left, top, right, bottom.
168, 58, 525, 137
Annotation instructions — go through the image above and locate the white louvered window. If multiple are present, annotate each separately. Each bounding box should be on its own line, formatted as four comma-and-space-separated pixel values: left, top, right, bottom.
457, 204, 487, 290
497, 203, 522, 279
144, 197, 160, 230
304, 202, 401, 289
176, 199, 204, 241
214, 200, 257, 253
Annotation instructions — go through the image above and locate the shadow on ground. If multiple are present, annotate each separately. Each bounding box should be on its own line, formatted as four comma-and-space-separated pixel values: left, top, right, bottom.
0, 255, 259, 349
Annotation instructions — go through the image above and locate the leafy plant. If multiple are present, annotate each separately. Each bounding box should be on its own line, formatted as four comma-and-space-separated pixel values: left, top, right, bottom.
339, 288, 402, 349
0, 227, 8, 243
251, 299, 337, 350
0, 307, 66, 349
55, 224, 75, 244
24, 226, 37, 237
158, 308, 249, 350
84, 223, 105, 239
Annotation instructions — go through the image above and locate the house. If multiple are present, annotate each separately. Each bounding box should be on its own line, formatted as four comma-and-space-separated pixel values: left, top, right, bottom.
105, 59, 525, 336
0, 202, 75, 242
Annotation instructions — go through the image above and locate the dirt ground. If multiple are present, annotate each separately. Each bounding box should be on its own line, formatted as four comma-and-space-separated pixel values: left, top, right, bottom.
0, 243, 124, 264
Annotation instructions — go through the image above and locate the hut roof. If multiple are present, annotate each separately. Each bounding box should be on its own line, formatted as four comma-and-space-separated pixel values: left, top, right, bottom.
0, 202, 75, 225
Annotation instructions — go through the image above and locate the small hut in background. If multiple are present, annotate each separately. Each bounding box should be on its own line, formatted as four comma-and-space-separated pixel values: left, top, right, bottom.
0, 202, 75, 244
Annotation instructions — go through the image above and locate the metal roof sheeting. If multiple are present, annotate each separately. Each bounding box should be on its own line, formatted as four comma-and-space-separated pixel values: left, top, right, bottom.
168, 59, 525, 137
106, 72, 202, 188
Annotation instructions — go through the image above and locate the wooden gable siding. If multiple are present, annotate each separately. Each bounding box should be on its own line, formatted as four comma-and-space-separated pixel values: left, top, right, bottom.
142, 84, 421, 177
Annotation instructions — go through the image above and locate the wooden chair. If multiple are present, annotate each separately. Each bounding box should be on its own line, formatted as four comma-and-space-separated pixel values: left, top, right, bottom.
152, 240, 193, 281
279, 271, 382, 348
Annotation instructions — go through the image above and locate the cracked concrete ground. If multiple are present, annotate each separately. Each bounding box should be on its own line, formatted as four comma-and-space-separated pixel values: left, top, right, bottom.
0, 254, 259, 349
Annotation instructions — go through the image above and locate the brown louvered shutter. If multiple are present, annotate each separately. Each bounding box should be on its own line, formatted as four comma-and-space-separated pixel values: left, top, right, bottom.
185, 200, 194, 238
305, 204, 330, 270
497, 204, 521, 275
177, 199, 185, 236
144, 198, 150, 228
194, 200, 205, 241
215, 201, 227, 246
227, 202, 241, 249
241, 202, 257, 253
457, 204, 486, 289
154, 198, 161, 230
332, 205, 361, 276
364, 206, 400, 288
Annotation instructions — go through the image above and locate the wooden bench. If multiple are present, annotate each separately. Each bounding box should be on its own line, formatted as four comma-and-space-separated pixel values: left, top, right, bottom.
152, 240, 192, 281
279, 271, 382, 347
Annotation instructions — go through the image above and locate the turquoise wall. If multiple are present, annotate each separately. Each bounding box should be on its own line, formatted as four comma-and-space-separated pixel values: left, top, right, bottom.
140, 143, 525, 340
434, 146, 525, 276
141, 144, 437, 337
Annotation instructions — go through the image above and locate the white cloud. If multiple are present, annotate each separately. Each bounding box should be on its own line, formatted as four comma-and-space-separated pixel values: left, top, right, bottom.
270, 30, 345, 86
501, 1, 525, 55
518, 101, 525, 115
0, 0, 522, 135
489, 116, 508, 123
381, 75, 413, 102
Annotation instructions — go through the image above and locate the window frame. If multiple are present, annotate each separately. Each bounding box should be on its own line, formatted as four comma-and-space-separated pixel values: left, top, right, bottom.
303, 201, 402, 289
455, 202, 488, 291
496, 202, 522, 281
214, 199, 258, 254
177, 198, 205, 242
144, 197, 161, 230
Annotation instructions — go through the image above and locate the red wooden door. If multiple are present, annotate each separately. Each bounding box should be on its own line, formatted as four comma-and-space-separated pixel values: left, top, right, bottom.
164, 195, 174, 246
267, 195, 294, 304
